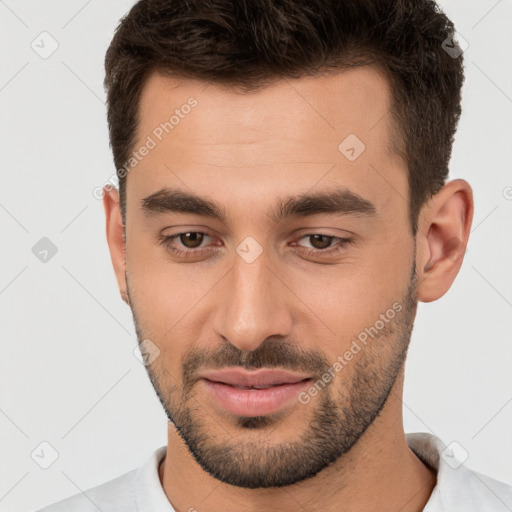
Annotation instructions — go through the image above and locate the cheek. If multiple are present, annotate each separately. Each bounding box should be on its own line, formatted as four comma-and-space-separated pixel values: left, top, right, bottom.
127, 241, 220, 345
288, 245, 411, 349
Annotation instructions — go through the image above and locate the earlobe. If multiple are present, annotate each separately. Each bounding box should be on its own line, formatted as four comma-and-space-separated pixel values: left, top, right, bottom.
103, 185, 129, 305
416, 179, 473, 303
121, 289, 131, 306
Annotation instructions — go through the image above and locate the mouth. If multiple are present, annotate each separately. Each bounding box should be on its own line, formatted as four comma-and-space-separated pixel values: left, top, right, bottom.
199, 368, 312, 388
209, 381, 310, 390
198, 368, 313, 417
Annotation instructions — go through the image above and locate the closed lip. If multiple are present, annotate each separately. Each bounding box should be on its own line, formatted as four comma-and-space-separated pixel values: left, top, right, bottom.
199, 368, 312, 388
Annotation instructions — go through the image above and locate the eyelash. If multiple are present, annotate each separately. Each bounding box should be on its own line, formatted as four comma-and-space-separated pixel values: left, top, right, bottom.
157, 232, 353, 259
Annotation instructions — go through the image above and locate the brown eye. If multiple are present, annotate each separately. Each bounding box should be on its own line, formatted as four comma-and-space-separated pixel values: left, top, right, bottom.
307, 234, 333, 250
294, 233, 353, 258
158, 231, 215, 258
179, 232, 205, 248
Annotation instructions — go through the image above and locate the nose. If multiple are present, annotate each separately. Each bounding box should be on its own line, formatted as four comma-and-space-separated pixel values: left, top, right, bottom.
211, 247, 293, 352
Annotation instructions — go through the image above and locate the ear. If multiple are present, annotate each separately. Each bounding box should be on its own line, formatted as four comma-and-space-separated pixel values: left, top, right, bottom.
103, 186, 130, 306
416, 179, 474, 303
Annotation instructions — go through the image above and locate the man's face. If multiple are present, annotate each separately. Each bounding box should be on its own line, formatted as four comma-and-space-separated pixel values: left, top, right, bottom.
123, 67, 417, 488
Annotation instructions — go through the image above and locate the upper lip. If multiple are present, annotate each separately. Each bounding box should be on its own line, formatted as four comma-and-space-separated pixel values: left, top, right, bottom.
200, 368, 312, 388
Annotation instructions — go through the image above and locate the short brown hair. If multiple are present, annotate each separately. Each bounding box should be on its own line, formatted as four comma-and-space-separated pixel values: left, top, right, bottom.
104, 0, 464, 235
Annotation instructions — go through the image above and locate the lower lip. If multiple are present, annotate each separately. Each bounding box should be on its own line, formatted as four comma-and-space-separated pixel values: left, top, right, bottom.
202, 378, 312, 417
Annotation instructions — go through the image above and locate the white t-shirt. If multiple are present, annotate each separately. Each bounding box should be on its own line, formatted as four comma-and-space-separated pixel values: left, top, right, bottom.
35, 433, 512, 511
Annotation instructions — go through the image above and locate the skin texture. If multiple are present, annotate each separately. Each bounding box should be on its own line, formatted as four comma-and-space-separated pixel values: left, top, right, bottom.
103, 66, 473, 511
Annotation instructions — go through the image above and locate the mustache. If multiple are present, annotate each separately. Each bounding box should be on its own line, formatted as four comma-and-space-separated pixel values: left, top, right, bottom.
182, 337, 331, 383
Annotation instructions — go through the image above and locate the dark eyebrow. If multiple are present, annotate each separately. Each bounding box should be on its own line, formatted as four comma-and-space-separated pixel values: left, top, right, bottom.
269, 188, 376, 223
141, 187, 376, 223
142, 188, 228, 222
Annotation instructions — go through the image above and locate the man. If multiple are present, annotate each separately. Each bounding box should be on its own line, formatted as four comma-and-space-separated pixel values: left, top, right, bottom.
37, 0, 512, 510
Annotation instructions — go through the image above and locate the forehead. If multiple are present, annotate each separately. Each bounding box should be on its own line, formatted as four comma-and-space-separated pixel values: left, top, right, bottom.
137, 66, 396, 148
127, 66, 407, 221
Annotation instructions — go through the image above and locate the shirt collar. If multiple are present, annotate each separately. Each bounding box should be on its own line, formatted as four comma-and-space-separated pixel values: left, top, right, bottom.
135, 445, 175, 511
406, 432, 512, 511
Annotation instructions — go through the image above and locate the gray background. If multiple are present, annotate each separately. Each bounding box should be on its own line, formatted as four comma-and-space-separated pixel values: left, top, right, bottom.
1, 1, 511, 511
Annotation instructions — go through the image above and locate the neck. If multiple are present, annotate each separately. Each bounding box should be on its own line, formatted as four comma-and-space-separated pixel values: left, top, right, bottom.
159, 371, 436, 512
